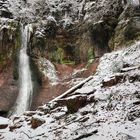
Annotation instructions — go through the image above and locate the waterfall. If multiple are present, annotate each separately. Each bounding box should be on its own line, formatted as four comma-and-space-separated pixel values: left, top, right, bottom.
14, 24, 33, 115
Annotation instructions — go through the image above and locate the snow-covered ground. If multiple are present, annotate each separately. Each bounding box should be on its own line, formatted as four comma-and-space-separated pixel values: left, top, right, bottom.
0, 41, 140, 140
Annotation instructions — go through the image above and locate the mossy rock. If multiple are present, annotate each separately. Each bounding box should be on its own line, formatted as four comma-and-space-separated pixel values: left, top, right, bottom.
109, 17, 140, 50
0, 21, 20, 71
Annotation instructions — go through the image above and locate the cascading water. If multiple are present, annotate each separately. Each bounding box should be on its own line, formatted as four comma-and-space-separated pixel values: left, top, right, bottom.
14, 24, 33, 115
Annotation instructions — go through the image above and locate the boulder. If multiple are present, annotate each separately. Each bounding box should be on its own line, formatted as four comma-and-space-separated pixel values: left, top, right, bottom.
65, 95, 87, 113
109, 5, 140, 50
102, 74, 125, 87
74, 86, 95, 95
9, 123, 22, 132
31, 115, 45, 129
127, 107, 140, 121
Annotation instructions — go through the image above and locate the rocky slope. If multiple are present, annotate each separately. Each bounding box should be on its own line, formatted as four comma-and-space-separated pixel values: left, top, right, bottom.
0, 41, 140, 140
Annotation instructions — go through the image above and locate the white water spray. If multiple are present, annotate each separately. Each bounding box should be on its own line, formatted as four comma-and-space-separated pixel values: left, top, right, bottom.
14, 25, 33, 115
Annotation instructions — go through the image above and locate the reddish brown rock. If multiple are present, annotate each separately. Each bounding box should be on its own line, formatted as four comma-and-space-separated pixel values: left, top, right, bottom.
31, 61, 99, 110
102, 74, 125, 87
31, 115, 45, 129
65, 95, 87, 113
0, 66, 18, 116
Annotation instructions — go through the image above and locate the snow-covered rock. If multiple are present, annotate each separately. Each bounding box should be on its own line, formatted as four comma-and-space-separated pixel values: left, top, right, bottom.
31, 114, 46, 129
0, 117, 9, 129
75, 86, 95, 95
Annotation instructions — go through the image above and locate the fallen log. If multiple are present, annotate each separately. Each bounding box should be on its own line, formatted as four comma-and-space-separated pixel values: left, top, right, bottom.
50, 76, 93, 102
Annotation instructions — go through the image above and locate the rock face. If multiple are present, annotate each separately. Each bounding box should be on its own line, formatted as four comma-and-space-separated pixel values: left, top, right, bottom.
0, 0, 128, 64
1, 0, 137, 61
26, 0, 124, 60
0, 20, 19, 72
109, 2, 140, 49
0, 20, 20, 116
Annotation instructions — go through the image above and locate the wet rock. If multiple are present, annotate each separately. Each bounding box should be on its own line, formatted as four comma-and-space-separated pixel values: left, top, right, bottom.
80, 111, 92, 116
0, 21, 20, 114
0, 9, 13, 18
0, 124, 8, 129
0, 110, 8, 117
134, 91, 140, 99
127, 107, 140, 121
9, 123, 22, 132
129, 74, 140, 83
31, 115, 45, 129
0, 0, 13, 18
55, 99, 67, 107
79, 117, 89, 123
102, 74, 125, 87
73, 129, 98, 140
24, 111, 44, 117
117, 133, 136, 140
90, 20, 111, 58
132, 100, 140, 105
109, 5, 140, 50
65, 95, 87, 113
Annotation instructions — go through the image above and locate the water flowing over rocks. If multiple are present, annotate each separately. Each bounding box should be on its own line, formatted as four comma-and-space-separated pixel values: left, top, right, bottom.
12, 25, 33, 116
